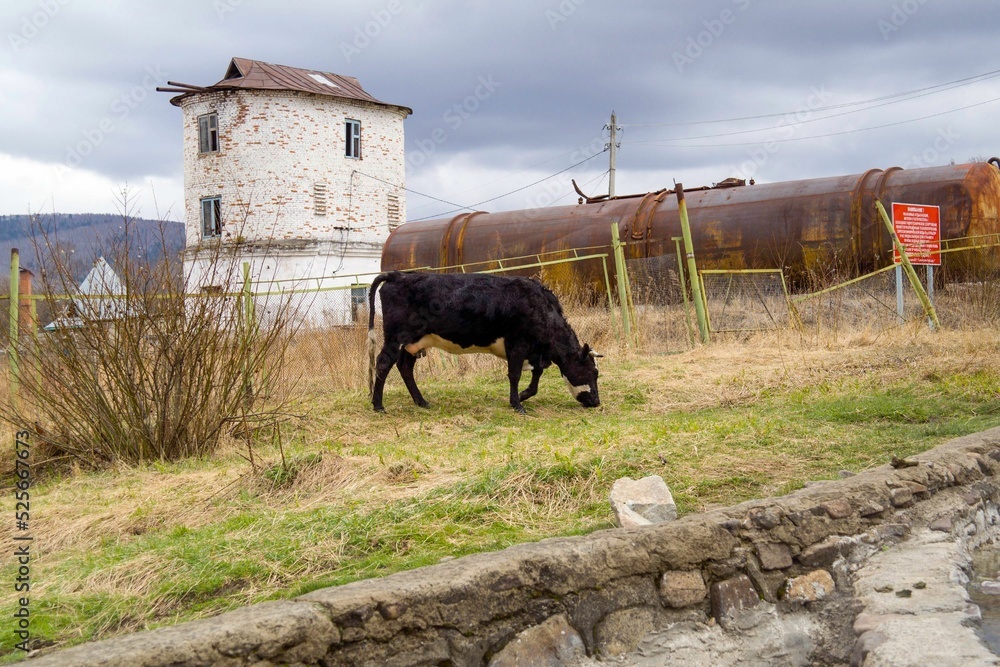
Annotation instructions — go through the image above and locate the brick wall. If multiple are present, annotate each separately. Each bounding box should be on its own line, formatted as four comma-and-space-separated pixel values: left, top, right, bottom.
178, 87, 407, 323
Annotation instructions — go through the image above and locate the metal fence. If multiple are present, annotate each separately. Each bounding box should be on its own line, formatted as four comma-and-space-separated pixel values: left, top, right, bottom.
4, 236, 1000, 401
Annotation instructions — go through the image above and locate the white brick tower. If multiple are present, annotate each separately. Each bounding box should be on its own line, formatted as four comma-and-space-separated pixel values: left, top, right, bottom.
163, 57, 411, 325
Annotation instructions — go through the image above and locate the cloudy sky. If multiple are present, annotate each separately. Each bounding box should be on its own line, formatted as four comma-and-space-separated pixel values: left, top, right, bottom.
2, 0, 999, 223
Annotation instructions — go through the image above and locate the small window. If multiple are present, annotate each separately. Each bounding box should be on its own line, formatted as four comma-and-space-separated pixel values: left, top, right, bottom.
308, 73, 339, 88
350, 285, 366, 322
345, 119, 361, 159
198, 113, 219, 153
201, 196, 222, 238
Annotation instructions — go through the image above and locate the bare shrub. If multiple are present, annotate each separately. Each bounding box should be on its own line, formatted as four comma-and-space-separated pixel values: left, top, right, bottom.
2, 192, 295, 466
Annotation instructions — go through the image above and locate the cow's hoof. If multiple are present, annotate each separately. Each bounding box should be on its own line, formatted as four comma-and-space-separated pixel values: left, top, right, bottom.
417, 401, 431, 409
514, 406, 527, 415
374, 406, 386, 413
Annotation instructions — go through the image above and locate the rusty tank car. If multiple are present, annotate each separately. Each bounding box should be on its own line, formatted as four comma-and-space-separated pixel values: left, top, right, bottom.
381, 161, 1000, 294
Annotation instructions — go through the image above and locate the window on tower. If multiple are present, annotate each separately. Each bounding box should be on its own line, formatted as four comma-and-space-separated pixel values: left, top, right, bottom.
345, 119, 361, 159
198, 113, 219, 153
201, 196, 222, 238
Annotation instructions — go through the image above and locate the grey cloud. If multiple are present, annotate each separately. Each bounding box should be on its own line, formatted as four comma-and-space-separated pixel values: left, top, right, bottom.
1, 0, 999, 215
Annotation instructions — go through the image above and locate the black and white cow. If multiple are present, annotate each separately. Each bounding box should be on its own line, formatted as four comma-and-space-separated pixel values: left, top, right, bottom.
368, 271, 601, 413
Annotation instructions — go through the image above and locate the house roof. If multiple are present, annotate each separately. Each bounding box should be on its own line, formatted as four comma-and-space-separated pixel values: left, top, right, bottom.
75, 256, 127, 321
44, 257, 127, 330
165, 57, 412, 115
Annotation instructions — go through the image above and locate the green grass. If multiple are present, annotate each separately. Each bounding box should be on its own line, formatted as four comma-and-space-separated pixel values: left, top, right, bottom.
3, 331, 1000, 660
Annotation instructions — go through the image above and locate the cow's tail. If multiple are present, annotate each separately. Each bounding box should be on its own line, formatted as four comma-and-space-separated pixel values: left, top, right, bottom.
367, 272, 393, 393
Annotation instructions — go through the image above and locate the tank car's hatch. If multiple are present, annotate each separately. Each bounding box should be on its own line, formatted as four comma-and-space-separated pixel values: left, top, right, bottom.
629, 190, 670, 241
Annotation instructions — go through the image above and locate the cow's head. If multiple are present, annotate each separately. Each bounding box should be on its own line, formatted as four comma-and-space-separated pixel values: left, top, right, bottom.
562, 344, 601, 408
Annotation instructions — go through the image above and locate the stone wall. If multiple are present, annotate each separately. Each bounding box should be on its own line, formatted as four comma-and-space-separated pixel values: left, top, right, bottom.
25, 427, 1000, 666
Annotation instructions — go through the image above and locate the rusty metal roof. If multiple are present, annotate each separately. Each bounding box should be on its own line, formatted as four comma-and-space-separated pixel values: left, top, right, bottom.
164, 57, 411, 114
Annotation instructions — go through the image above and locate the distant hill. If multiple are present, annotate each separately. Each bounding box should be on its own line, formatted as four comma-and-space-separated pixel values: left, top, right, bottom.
0, 214, 185, 281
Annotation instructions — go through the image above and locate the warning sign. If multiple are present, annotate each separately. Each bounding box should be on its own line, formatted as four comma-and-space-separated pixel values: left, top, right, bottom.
892, 202, 941, 266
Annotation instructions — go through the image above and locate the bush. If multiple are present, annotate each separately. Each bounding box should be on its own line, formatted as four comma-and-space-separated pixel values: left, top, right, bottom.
2, 196, 295, 466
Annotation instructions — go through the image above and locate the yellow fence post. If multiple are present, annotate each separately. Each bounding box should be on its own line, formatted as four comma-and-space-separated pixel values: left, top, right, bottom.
676, 184, 710, 343
610, 223, 634, 345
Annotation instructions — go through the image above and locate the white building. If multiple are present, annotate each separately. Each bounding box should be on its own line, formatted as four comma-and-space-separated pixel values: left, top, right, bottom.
163, 57, 411, 325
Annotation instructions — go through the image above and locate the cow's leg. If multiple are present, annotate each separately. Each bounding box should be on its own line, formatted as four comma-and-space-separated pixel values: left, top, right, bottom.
371, 344, 401, 412
505, 346, 528, 414
518, 364, 544, 403
396, 351, 430, 408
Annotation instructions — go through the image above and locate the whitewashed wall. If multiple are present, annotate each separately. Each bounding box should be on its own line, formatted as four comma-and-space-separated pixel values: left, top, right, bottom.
179, 87, 406, 325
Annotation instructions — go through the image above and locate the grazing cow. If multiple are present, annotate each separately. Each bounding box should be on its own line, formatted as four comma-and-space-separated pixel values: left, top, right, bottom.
368, 271, 601, 413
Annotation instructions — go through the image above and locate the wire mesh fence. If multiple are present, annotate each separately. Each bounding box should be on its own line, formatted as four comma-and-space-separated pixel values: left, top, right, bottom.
792, 265, 905, 334
701, 269, 794, 333
788, 242, 1000, 335
3, 237, 1000, 406
623, 252, 693, 352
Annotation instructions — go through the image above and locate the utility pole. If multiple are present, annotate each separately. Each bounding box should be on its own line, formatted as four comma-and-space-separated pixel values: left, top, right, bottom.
606, 111, 620, 198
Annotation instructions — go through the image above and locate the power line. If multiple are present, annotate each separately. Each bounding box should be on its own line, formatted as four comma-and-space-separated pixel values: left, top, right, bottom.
625, 80, 1000, 144
406, 142, 607, 215
620, 67, 1000, 129
407, 148, 608, 222
353, 170, 474, 213
630, 95, 1000, 149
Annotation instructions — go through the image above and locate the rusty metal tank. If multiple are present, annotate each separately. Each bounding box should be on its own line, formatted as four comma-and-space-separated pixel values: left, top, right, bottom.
382, 161, 1000, 292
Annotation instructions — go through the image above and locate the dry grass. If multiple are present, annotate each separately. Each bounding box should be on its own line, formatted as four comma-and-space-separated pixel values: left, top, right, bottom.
4, 287, 1000, 659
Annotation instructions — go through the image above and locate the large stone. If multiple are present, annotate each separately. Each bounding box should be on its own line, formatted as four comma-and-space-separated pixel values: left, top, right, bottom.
822, 499, 853, 519
746, 506, 783, 529
659, 570, 707, 608
757, 542, 793, 571
798, 536, 850, 568
710, 574, 760, 628
889, 486, 914, 508
488, 614, 585, 667
594, 606, 660, 658
610, 475, 677, 527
